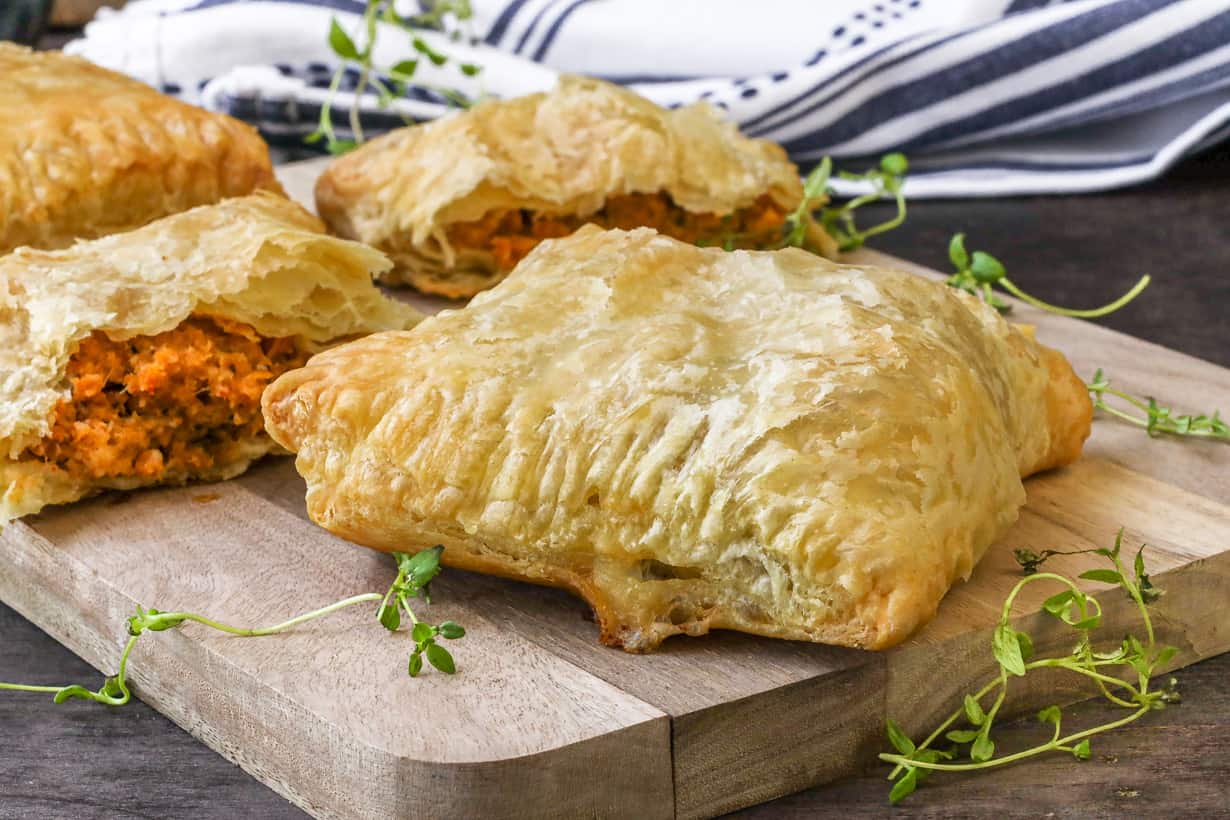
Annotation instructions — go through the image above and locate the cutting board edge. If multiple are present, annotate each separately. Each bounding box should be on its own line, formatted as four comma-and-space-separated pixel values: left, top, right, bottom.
0, 520, 677, 820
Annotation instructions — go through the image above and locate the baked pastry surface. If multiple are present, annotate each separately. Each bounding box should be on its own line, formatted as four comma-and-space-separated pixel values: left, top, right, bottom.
1, 193, 420, 521
263, 227, 1091, 651
315, 76, 835, 297
0, 44, 282, 254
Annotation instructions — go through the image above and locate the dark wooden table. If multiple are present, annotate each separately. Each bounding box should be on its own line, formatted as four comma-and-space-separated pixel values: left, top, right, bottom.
2, 139, 1228, 816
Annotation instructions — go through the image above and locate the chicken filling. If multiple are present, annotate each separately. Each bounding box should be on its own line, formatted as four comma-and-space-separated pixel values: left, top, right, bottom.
446, 192, 788, 272
22, 316, 310, 482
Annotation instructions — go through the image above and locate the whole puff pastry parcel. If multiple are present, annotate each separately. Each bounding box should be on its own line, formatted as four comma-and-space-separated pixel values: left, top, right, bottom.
0, 44, 283, 254
0, 193, 420, 521
263, 227, 1091, 652
315, 75, 836, 298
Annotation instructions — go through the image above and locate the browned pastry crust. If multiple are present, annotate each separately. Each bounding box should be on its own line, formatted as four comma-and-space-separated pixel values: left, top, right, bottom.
0, 43, 283, 254
264, 227, 1092, 652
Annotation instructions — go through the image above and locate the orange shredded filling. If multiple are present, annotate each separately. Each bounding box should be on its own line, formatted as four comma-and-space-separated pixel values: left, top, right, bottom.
447, 192, 787, 272
22, 316, 310, 482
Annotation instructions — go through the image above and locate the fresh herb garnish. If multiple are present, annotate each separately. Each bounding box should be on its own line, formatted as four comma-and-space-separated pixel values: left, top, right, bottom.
946, 233, 1150, 317
783, 153, 909, 253
882, 529, 1178, 804
307, 1, 480, 155
0, 547, 464, 706
1087, 369, 1229, 441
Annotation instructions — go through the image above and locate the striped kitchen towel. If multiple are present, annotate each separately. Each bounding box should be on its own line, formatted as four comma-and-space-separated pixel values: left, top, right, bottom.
66, 0, 1230, 197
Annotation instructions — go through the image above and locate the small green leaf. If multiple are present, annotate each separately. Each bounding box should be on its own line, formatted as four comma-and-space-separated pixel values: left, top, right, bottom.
411, 622, 436, 644
326, 139, 359, 155
948, 233, 969, 270
945, 729, 980, 743
880, 152, 908, 177
1042, 589, 1076, 616
992, 623, 1026, 676
460, 63, 481, 76
426, 643, 456, 674
1016, 630, 1035, 662
1072, 739, 1091, 760
328, 19, 361, 60
963, 694, 986, 726
1155, 645, 1179, 667
970, 733, 995, 763
390, 59, 418, 78
889, 768, 918, 804
1079, 569, 1123, 585
885, 719, 915, 755
439, 621, 466, 639
403, 546, 444, 588
408, 650, 423, 677
1072, 614, 1102, 631
969, 251, 1005, 283
378, 603, 401, 632
1037, 705, 1061, 726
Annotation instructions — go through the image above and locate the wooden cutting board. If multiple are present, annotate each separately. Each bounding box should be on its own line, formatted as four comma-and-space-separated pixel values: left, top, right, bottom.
1, 160, 1228, 820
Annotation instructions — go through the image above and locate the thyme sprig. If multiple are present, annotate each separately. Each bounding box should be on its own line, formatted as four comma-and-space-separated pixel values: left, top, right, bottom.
1088, 369, 1229, 441
882, 529, 1178, 804
0, 548, 464, 706
307, 1, 480, 155
783, 153, 909, 253
946, 234, 1150, 317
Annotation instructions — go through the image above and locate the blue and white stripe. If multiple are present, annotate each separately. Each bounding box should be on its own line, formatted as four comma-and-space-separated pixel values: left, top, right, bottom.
67, 0, 1230, 197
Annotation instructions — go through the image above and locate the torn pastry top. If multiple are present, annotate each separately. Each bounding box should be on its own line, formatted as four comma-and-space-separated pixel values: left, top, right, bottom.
315, 75, 833, 297
263, 226, 1092, 652
0, 192, 416, 463
0, 43, 283, 253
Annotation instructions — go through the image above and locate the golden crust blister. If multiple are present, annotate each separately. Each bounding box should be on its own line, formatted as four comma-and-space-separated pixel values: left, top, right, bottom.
315, 76, 835, 298
264, 227, 1091, 652
0, 44, 283, 254
1, 193, 421, 521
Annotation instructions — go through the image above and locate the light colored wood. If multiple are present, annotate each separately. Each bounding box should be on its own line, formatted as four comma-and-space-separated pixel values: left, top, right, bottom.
0, 158, 1226, 819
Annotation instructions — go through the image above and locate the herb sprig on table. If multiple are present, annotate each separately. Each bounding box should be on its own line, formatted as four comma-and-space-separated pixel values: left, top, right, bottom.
881, 529, 1178, 804
307, 1, 481, 155
783, 153, 910, 252
946, 233, 1151, 317
0, 547, 464, 707
1087, 369, 1229, 442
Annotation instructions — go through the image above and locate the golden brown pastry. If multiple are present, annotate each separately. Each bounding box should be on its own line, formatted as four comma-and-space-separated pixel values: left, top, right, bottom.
315, 76, 836, 298
0, 44, 283, 254
1, 193, 420, 521
263, 227, 1091, 652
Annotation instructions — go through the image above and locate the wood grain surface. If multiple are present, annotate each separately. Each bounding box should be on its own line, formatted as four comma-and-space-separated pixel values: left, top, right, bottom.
0, 149, 1225, 820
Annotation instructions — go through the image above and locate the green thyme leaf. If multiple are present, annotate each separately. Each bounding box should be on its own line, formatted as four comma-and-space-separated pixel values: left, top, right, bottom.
328, 19, 361, 60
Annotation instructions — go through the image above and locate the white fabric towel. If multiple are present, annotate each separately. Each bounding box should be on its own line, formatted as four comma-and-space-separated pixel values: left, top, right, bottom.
67, 0, 1230, 197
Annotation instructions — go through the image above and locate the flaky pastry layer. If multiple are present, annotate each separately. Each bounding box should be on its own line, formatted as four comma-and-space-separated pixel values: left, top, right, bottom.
264, 227, 1091, 652
1, 193, 420, 520
0, 44, 283, 253
316, 76, 835, 297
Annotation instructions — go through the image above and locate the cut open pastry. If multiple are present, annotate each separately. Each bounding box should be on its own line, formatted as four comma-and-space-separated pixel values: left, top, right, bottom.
0, 43, 283, 254
263, 226, 1092, 653
316, 76, 834, 298
1, 193, 420, 521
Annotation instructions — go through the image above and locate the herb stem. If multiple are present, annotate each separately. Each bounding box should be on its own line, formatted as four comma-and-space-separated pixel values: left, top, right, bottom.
998, 274, 1151, 318
153, 593, 382, 638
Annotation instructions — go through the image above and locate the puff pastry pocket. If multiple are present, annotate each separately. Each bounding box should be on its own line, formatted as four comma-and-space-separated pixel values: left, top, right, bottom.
0, 44, 283, 254
315, 76, 836, 298
263, 227, 1091, 652
1, 192, 421, 522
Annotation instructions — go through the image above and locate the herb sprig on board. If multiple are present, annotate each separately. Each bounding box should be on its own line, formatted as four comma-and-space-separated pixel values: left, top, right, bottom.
307, 1, 481, 155
1087, 369, 1229, 442
783, 153, 910, 252
881, 529, 1178, 804
946, 234, 1151, 317
0, 548, 464, 707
